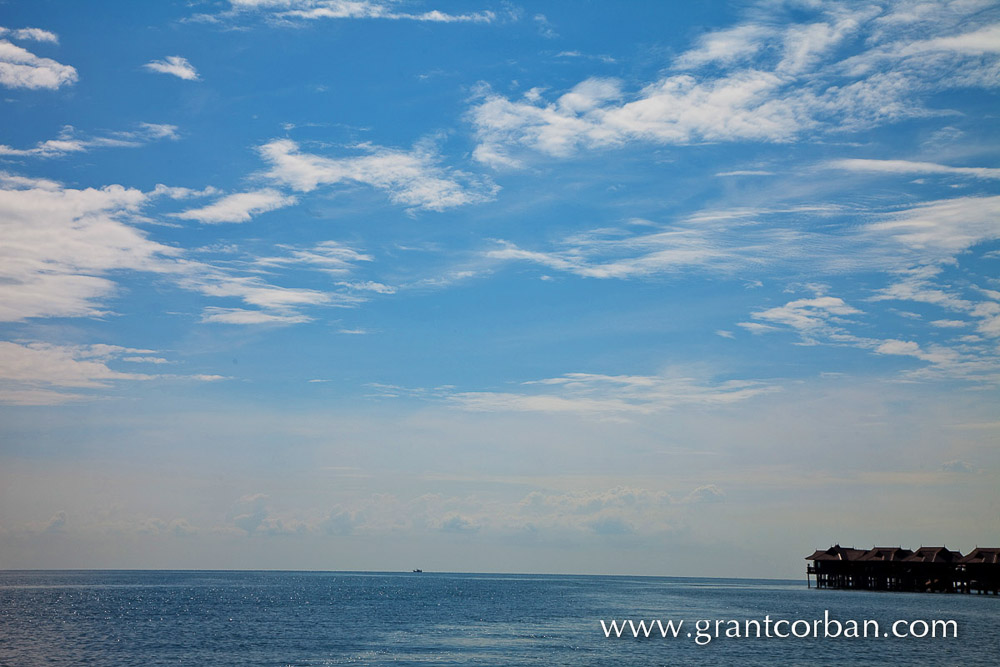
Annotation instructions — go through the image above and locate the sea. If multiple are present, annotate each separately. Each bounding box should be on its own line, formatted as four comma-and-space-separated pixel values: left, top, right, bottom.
0, 570, 997, 665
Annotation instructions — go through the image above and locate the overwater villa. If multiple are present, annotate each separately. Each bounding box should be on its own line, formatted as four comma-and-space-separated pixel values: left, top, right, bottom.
806, 545, 1000, 594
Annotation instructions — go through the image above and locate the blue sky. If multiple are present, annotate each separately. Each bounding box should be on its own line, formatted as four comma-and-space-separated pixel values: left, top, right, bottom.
1, 0, 998, 576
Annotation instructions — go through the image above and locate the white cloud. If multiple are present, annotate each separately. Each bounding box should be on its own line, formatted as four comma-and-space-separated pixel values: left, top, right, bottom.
482, 192, 1000, 384
483, 211, 828, 280
899, 23, 1000, 56
971, 300, 1000, 338
521, 486, 672, 514
136, 517, 199, 536
227, 0, 495, 23
0, 177, 173, 321
439, 514, 479, 533
0, 342, 153, 388
180, 272, 336, 310
177, 243, 373, 324
715, 170, 775, 176
445, 371, 776, 417
0, 37, 76, 89
0, 27, 59, 43
743, 296, 861, 334
875, 339, 959, 365
0, 388, 89, 405
258, 138, 498, 211
178, 269, 348, 324
0, 172, 62, 190
257, 241, 372, 275
143, 56, 199, 81
871, 268, 974, 312
865, 196, 1000, 261
0, 123, 179, 159
337, 280, 396, 294
736, 275, 1000, 382
200, 308, 313, 325
226, 493, 311, 535
674, 24, 774, 68
235, 484, 719, 538
683, 484, 725, 504
122, 356, 172, 364
172, 189, 296, 223
777, 15, 866, 75
150, 184, 221, 200
865, 268, 1000, 376
468, 4, 1000, 166
825, 158, 1000, 179
469, 70, 815, 165
0, 342, 218, 405
486, 230, 734, 279
941, 459, 976, 473
554, 51, 617, 64
0, 173, 363, 326
533, 14, 557, 39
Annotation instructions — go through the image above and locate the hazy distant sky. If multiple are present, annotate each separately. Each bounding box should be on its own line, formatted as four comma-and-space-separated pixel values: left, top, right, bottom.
1, 0, 998, 577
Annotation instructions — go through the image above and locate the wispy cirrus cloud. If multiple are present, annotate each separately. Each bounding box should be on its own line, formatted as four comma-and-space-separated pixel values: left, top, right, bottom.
224, 0, 496, 23
429, 371, 777, 418
735, 194, 1000, 381
479, 186, 1000, 385
172, 189, 296, 223
824, 159, 1000, 180
181, 241, 373, 323
179, 264, 365, 325
715, 169, 774, 177
199, 308, 314, 325
0, 123, 179, 159
0, 29, 76, 90
143, 56, 199, 81
482, 206, 845, 280
0, 342, 224, 405
739, 280, 1000, 384
256, 241, 372, 275
863, 195, 1000, 262
895, 22, 1000, 57
337, 280, 395, 294
486, 195, 1000, 285
486, 227, 735, 279
872, 267, 1000, 344
739, 295, 861, 338
874, 339, 960, 365
258, 138, 498, 212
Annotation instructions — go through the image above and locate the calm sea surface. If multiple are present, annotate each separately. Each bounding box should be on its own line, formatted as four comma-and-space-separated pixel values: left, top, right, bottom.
1, 570, 997, 665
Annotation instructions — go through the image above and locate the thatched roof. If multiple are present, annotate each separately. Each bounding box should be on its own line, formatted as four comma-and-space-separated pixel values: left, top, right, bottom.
859, 547, 913, 562
958, 547, 1000, 564
903, 547, 963, 563
805, 544, 867, 561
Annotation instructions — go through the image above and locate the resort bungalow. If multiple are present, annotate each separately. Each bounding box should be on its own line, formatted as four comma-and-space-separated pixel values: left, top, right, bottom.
806, 544, 1000, 594
958, 548, 1000, 595
901, 547, 963, 593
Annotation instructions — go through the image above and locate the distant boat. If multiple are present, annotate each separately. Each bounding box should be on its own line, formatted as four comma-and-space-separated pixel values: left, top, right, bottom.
412, 569, 423, 573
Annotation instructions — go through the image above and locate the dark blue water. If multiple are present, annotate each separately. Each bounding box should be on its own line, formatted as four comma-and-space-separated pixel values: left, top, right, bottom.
0, 571, 996, 665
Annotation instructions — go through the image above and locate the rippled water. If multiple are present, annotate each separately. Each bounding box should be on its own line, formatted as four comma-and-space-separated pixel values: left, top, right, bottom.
1, 571, 997, 665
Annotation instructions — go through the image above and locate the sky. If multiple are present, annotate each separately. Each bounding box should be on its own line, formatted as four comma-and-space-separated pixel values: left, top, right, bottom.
0, 0, 998, 578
